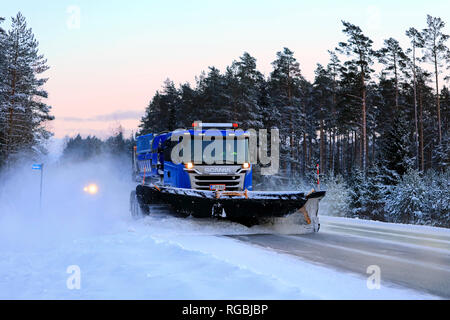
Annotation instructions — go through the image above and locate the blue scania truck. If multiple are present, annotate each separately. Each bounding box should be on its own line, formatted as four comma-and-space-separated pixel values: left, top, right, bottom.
130, 122, 325, 231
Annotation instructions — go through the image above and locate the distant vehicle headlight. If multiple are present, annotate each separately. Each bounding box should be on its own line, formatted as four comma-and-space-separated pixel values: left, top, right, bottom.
242, 162, 250, 169
83, 183, 98, 195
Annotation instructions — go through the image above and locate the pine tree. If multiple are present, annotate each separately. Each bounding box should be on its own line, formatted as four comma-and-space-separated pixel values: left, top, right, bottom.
373, 74, 397, 153
139, 91, 163, 134
337, 21, 375, 173
0, 17, 7, 164
377, 38, 408, 108
406, 27, 424, 170
439, 86, 449, 137
415, 67, 433, 171
0, 17, 6, 80
178, 83, 199, 127
0, 12, 54, 168
229, 52, 264, 129
378, 111, 413, 185
160, 79, 180, 131
269, 48, 304, 171
198, 67, 231, 123
138, 79, 181, 133
326, 50, 341, 173
313, 64, 334, 175
421, 15, 450, 145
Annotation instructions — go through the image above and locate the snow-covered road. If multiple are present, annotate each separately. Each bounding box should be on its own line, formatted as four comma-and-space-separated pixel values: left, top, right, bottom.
1, 160, 447, 299
1, 207, 446, 299
229, 216, 450, 298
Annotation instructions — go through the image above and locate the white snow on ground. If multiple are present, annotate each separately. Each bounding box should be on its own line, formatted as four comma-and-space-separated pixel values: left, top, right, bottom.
0, 158, 441, 299
320, 215, 450, 236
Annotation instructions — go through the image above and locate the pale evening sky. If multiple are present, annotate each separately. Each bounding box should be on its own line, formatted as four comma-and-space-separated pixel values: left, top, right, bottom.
1, 0, 449, 138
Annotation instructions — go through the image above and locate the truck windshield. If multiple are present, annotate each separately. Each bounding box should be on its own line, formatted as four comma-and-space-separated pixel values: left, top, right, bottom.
191, 137, 249, 164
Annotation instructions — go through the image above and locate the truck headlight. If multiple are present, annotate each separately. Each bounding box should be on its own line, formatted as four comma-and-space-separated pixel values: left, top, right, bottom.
185, 162, 194, 169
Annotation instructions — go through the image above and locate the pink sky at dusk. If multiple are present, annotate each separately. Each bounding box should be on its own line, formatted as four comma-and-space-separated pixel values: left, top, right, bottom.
3, 0, 449, 139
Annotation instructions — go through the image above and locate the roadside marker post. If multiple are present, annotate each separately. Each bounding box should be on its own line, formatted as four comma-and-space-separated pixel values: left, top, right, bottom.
316, 164, 320, 191
32, 163, 44, 211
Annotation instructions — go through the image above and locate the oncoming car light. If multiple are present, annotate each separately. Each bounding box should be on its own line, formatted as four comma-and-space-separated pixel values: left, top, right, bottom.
83, 183, 99, 195
242, 162, 250, 169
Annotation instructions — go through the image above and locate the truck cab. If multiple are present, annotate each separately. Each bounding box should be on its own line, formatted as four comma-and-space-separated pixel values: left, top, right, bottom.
134, 123, 252, 191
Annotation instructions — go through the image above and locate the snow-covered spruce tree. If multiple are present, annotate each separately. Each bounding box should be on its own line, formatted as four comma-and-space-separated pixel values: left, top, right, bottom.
385, 169, 429, 224
227, 52, 264, 129
319, 174, 350, 216
0, 12, 54, 168
160, 79, 180, 131
268, 48, 305, 172
377, 110, 413, 186
139, 79, 180, 133
348, 169, 366, 218
432, 131, 449, 170
197, 67, 232, 124
348, 166, 386, 221
139, 91, 163, 135
423, 169, 450, 227
177, 83, 201, 128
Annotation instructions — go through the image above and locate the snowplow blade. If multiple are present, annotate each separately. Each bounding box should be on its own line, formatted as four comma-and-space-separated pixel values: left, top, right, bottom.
134, 185, 325, 229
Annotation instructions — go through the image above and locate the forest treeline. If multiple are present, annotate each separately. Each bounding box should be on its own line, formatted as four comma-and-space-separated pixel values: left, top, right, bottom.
61, 126, 133, 162
139, 17, 449, 177
138, 16, 449, 226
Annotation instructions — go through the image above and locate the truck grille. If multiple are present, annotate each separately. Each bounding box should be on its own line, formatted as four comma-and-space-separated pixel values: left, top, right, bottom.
189, 173, 244, 191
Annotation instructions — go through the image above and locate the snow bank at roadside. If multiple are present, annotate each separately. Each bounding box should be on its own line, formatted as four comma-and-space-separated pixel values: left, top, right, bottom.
320, 215, 450, 235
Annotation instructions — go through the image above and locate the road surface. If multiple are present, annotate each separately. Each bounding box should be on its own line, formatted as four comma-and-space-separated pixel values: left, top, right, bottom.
228, 216, 450, 298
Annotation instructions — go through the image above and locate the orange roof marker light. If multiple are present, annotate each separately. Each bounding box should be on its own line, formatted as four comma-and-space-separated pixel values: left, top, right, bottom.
192, 123, 238, 128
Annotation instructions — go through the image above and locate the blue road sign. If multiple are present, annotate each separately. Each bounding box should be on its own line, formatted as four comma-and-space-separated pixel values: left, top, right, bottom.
32, 164, 42, 170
